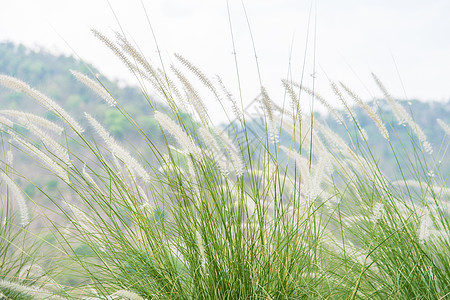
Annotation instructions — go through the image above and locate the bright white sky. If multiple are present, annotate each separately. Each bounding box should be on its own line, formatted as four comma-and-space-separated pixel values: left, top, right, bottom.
1, 0, 449, 122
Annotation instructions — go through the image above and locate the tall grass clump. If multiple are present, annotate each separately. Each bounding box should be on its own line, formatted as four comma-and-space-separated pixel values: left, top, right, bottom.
0, 153, 64, 298
0, 29, 449, 299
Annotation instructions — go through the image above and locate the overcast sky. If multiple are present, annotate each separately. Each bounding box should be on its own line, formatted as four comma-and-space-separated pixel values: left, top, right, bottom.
1, 0, 449, 122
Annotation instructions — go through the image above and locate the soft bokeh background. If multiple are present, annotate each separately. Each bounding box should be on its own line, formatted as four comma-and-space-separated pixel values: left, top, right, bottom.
1, 0, 449, 122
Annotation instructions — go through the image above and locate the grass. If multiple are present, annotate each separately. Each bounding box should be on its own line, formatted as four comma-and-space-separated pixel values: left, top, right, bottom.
0, 24, 449, 300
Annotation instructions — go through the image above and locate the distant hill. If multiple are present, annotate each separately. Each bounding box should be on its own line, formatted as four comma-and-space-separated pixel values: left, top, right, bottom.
0, 42, 165, 202
228, 98, 450, 180
327, 98, 450, 178
1, 42, 449, 182
0, 42, 161, 140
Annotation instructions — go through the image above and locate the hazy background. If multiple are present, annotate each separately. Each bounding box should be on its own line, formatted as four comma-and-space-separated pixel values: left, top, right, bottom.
1, 0, 449, 122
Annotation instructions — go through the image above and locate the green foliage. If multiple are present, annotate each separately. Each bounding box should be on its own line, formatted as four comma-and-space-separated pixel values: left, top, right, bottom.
46, 179, 58, 191
66, 94, 85, 109
74, 244, 94, 256
104, 110, 129, 137
24, 183, 36, 198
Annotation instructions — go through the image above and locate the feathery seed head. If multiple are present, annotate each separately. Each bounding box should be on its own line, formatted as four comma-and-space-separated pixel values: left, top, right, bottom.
110, 290, 145, 300
0, 115, 13, 128
372, 74, 431, 153
82, 164, 101, 191
372, 73, 408, 125
154, 111, 201, 157
216, 75, 242, 122
27, 123, 71, 165
196, 230, 207, 271
6, 150, 13, 165
340, 82, 389, 141
71, 70, 116, 107
259, 86, 279, 143
199, 127, 230, 176
331, 81, 368, 140
65, 202, 98, 235
175, 53, 219, 100
0, 75, 84, 133
116, 32, 158, 79
170, 65, 209, 126
298, 83, 344, 124
372, 201, 384, 223
215, 128, 244, 176
85, 113, 151, 182
0, 279, 63, 299
437, 119, 450, 136
0, 110, 64, 135
279, 145, 311, 195
0, 173, 29, 227
92, 29, 135, 74
282, 79, 302, 120
418, 210, 433, 243
0, 74, 31, 92
13, 135, 70, 182
137, 185, 149, 203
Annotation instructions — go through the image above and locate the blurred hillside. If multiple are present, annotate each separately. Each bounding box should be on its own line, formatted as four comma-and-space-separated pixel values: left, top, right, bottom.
0, 42, 165, 208
1, 41, 449, 183
328, 98, 450, 179
0, 42, 161, 140
226, 98, 449, 182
